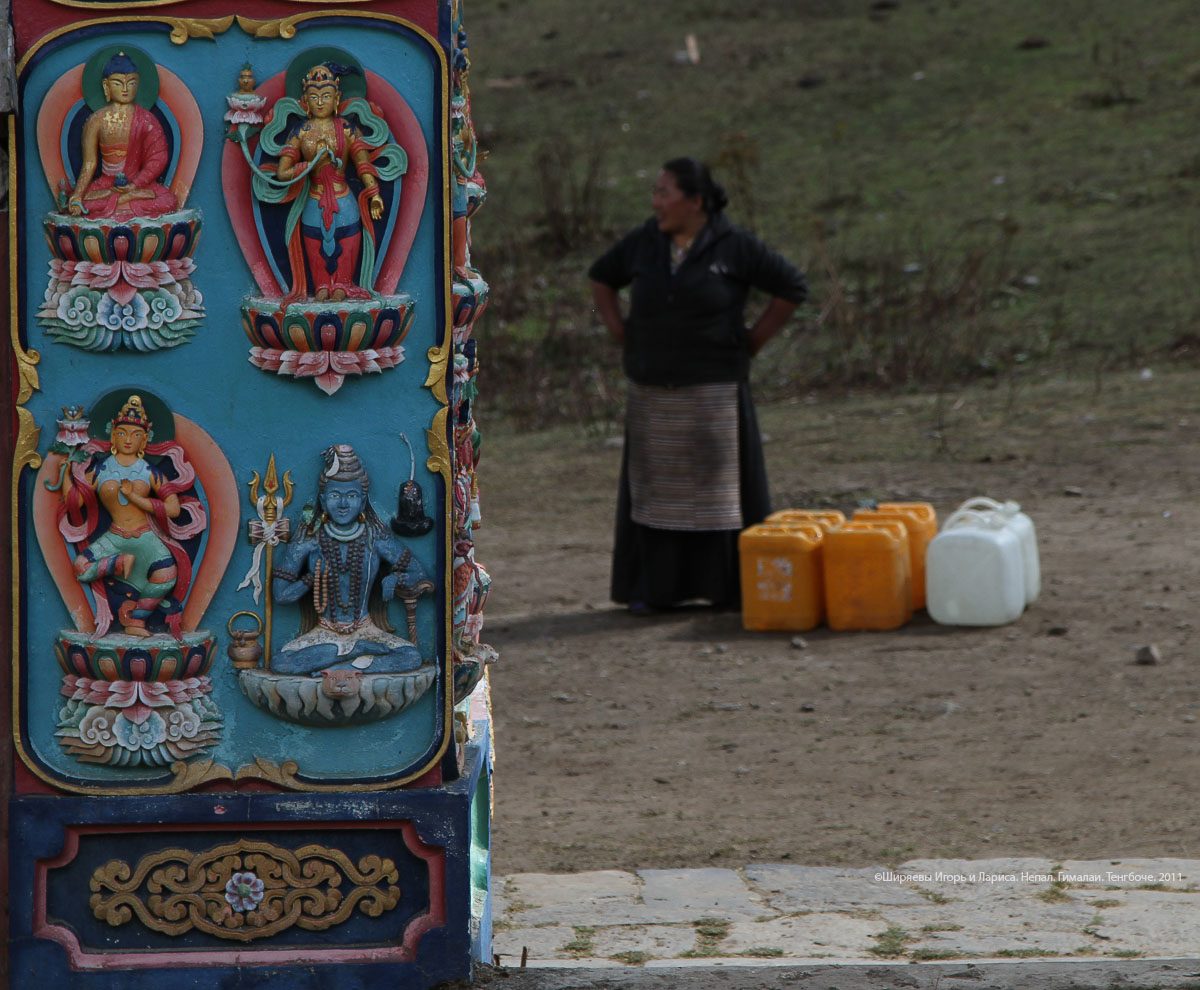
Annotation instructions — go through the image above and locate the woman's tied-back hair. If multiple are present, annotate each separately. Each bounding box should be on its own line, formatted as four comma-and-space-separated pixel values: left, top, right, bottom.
662, 157, 728, 216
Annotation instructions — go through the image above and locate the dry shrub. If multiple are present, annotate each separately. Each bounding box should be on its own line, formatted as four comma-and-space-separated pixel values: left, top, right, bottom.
808, 216, 1024, 389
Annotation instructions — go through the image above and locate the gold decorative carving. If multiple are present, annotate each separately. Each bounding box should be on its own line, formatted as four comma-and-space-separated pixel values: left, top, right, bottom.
234, 758, 435, 793
424, 344, 450, 406
14, 407, 43, 476
165, 758, 235, 793
234, 14, 306, 39
425, 408, 451, 476
90, 839, 402, 940
165, 15, 236, 43
234, 757, 303, 788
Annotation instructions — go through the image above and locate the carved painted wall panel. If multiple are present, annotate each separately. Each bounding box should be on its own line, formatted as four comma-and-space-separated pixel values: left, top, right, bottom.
12, 11, 462, 794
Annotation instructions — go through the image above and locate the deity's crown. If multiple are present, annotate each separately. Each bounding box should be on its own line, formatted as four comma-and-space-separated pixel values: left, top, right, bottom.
302, 64, 340, 92
113, 394, 151, 429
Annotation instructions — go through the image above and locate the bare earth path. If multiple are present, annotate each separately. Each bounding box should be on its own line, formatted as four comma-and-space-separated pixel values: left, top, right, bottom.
475, 370, 1200, 877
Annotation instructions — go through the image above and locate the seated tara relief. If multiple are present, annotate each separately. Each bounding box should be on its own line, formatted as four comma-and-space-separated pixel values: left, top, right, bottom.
33, 393, 238, 767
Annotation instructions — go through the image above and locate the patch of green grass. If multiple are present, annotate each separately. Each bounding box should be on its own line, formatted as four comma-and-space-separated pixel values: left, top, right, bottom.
920, 923, 964, 932
995, 948, 1062, 958
682, 917, 731, 958
469, 0, 1200, 425
1137, 883, 1200, 893
740, 946, 785, 958
609, 950, 651, 965
868, 924, 914, 957
916, 887, 953, 905
1111, 949, 1143, 958
1090, 899, 1122, 909
561, 926, 595, 957
680, 946, 725, 959
692, 918, 731, 940
1036, 882, 1072, 904
910, 948, 963, 961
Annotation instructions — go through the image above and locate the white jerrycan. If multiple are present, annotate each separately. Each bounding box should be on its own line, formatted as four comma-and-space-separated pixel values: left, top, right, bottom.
957, 496, 1040, 604
926, 509, 1025, 626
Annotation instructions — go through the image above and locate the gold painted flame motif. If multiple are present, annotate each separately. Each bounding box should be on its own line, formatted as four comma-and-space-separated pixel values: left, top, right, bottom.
89, 839, 402, 940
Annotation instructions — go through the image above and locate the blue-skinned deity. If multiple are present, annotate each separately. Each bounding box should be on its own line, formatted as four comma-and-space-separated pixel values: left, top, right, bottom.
270, 444, 432, 675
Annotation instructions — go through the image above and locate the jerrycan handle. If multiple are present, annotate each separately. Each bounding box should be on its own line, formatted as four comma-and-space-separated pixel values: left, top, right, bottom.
958, 496, 1002, 513
959, 495, 1022, 515
942, 507, 1003, 531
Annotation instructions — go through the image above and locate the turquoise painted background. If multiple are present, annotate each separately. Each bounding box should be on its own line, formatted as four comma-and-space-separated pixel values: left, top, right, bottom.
17, 17, 452, 787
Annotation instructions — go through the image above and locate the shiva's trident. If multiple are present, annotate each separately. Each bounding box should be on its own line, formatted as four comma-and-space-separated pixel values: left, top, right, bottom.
238, 455, 293, 666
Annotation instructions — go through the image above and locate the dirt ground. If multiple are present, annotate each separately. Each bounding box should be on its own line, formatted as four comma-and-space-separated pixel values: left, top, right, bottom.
474, 368, 1200, 877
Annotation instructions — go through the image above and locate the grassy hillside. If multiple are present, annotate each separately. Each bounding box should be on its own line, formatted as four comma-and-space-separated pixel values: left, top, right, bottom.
466, 0, 1200, 423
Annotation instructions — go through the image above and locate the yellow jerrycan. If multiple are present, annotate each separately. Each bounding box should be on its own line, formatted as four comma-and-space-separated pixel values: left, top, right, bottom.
739, 522, 825, 631
851, 502, 937, 610
823, 520, 913, 631
765, 508, 846, 532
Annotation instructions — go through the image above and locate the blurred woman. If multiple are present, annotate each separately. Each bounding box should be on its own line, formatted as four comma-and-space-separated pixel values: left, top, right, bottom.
589, 157, 807, 612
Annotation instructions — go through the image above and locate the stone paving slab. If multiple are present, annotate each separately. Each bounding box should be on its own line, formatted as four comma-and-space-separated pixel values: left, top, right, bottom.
493, 924, 578, 963
720, 913, 881, 957
492, 860, 1200, 969
743, 864, 930, 911
1057, 858, 1200, 888
879, 896, 1099, 935
589, 924, 699, 960
887, 857, 1059, 902
498, 871, 644, 927
516, 957, 625, 969
1089, 896, 1200, 956
637, 868, 772, 922
910, 929, 1099, 957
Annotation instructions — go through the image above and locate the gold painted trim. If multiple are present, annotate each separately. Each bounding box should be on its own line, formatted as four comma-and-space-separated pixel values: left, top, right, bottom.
234, 14, 306, 40
8, 119, 40, 407
42, 0, 205, 8
164, 758, 236, 792
16, 17, 234, 68
165, 15, 236, 43
11, 11, 454, 795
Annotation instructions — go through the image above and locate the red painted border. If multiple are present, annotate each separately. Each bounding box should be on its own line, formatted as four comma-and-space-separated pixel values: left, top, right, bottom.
33, 820, 448, 970
12, 2, 443, 64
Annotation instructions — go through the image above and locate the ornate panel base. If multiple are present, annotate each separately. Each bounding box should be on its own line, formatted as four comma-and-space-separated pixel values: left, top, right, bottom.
241, 296, 415, 395
39, 211, 205, 352
9, 733, 492, 988
238, 665, 436, 726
